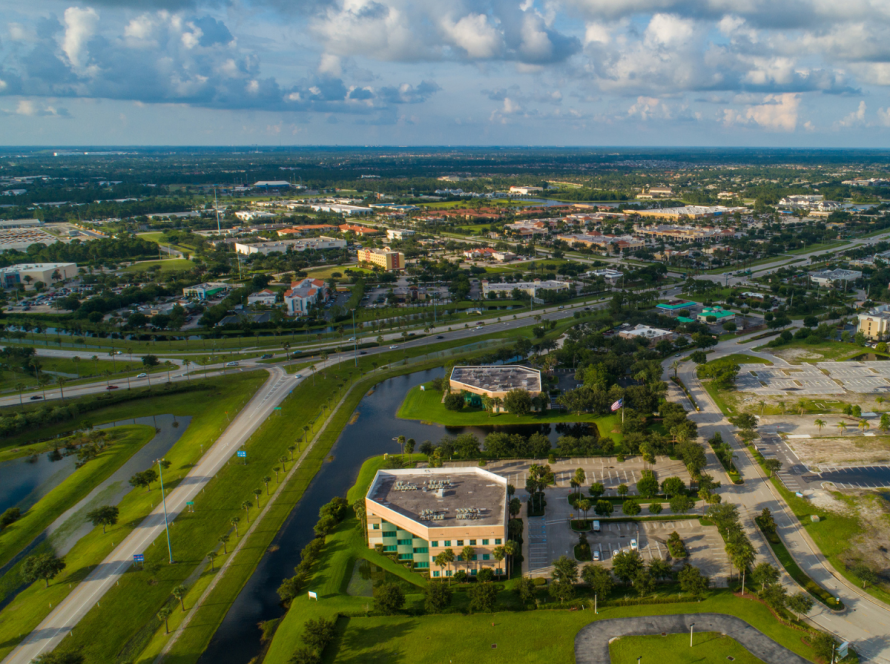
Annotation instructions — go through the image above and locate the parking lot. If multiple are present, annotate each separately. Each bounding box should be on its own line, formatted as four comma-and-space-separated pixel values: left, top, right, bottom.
735, 361, 890, 396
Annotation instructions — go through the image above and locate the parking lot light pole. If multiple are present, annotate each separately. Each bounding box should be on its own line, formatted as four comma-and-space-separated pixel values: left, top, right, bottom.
690, 622, 695, 648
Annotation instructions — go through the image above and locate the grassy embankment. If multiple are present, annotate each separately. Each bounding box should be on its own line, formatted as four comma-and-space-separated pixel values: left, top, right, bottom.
610, 632, 765, 663
121, 259, 196, 273
262, 455, 820, 664
753, 339, 884, 364
0, 425, 155, 570
0, 356, 171, 394
0, 371, 268, 662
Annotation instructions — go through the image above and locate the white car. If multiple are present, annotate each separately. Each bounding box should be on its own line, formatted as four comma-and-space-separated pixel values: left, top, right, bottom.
593, 550, 601, 562
389, 345, 399, 349
630, 538, 638, 551
226, 361, 239, 367
295, 374, 303, 379
136, 373, 147, 378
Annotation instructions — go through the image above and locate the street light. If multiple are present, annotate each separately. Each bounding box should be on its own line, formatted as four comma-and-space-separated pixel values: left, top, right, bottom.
351, 308, 358, 368
156, 458, 174, 564
690, 622, 695, 648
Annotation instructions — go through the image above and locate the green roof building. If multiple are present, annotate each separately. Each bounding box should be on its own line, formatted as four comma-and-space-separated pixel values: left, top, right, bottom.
697, 306, 735, 323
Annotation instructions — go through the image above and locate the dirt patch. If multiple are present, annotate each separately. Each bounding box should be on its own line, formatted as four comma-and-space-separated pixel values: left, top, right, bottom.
836, 492, 890, 586
768, 347, 825, 363
807, 489, 849, 514
786, 435, 890, 466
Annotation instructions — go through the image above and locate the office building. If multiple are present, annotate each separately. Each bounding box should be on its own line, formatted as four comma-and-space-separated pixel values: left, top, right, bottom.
809, 269, 862, 287
0, 262, 78, 288
697, 306, 735, 323
481, 279, 571, 298
617, 324, 675, 345
357, 247, 405, 271
283, 277, 328, 316
365, 467, 508, 577
386, 229, 416, 240
235, 237, 346, 255
183, 282, 230, 300
449, 366, 542, 401
858, 305, 890, 341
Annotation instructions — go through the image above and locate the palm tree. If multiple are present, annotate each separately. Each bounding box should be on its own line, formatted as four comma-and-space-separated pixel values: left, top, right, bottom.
670, 360, 680, 378
309, 365, 317, 386
492, 396, 503, 413
172, 585, 187, 611
263, 475, 272, 495
280, 454, 289, 471
814, 419, 826, 433
230, 516, 241, 536
273, 466, 281, 482
397, 435, 406, 456
837, 421, 848, 434
859, 419, 870, 434
38, 375, 51, 400
492, 546, 506, 577
207, 551, 218, 572
288, 444, 297, 460
758, 400, 766, 416
241, 500, 252, 523
56, 376, 66, 400
218, 534, 230, 554
441, 548, 455, 581
504, 540, 518, 578
14, 382, 25, 409
797, 399, 807, 416
157, 607, 172, 634
253, 488, 263, 507
461, 545, 475, 579
573, 468, 586, 498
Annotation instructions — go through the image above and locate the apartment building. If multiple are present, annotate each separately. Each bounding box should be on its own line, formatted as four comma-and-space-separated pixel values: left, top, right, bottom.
357, 247, 405, 271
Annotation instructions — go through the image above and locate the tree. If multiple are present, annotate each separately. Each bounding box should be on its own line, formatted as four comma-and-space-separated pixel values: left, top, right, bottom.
503, 388, 533, 415
218, 534, 230, 554
374, 582, 405, 614
1, 507, 22, 530
636, 472, 660, 498
460, 544, 475, 577
424, 579, 453, 612
612, 550, 644, 585
517, 576, 536, 604
661, 476, 686, 497
129, 469, 158, 492
678, 563, 710, 598
649, 558, 673, 581
764, 459, 782, 477
172, 584, 187, 611
760, 582, 787, 610
207, 551, 218, 571
21, 553, 66, 588
787, 592, 814, 621
289, 647, 321, 664
810, 632, 840, 664
732, 542, 756, 593
85, 505, 119, 534
852, 562, 879, 589
622, 499, 641, 516
468, 582, 500, 612
33, 654, 85, 664
158, 606, 173, 634
594, 500, 614, 517
444, 392, 464, 411
689, 350, 708, 364
230, 516, 241, 536
582, 564, 614, 598
588, 482, 605, 499
303, 617, 336, 652
752, 562, 780, 592
667, 531, 687, 559
242, 500, 253, 523
572, 467, 586, 497
142, 354, 160, 367
669, 494, 694, 514
633, 569, 656, 596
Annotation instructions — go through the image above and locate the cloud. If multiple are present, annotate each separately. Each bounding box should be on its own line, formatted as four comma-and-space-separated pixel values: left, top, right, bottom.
1, 98, 70, 117
722, 93, 800, 131
377, 80, 440, 103
627, 95, 671, 120
61, 7, 100, 73
837, 100, 866, 127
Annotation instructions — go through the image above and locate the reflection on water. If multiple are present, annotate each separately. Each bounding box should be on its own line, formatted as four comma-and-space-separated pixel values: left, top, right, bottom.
0, 451, 78, 514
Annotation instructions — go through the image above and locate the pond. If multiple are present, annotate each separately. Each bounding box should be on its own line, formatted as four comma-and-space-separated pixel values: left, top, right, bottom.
198, 366, 591, 664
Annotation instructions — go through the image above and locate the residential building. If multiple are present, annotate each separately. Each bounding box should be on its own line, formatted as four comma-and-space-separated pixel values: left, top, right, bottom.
283, 278, 328, 316
340, 224, 382, 236
183, 282, 230, 300
449, 366, 542, 404
357, 247, 405, 271
809, 269, 862, 287
0, 262, 78, 288
858, 305, 890, 340
617, 324, 675, 345
365, 467, 508, 577
386, 229, 416, 240
247, 289, 277, 306
235, 237, 346, 255
697, 306, 736, 324
481, 279, 571, 298
276, 224, 339, 236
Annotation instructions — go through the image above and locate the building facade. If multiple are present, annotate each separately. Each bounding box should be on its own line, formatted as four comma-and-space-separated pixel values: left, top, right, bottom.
357, 247, 405, 270
365, 467, 508, 577
0, 262, 77, 288
858, 305, 890, 340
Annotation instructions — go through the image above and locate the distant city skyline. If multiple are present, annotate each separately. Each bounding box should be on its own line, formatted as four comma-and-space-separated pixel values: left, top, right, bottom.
2, 0, 890, 146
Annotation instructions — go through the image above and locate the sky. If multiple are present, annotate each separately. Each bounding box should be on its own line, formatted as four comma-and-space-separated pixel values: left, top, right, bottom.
2, 0, 890, 146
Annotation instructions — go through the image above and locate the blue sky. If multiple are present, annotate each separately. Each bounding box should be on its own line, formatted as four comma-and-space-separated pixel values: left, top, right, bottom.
1, 0, 890, 146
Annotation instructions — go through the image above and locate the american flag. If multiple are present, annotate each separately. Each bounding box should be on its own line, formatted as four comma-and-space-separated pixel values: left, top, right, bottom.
610, 398, 624, 412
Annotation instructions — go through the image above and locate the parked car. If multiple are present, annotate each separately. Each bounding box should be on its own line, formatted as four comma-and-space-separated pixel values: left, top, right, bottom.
630, 538, 638, 550
295, 374, 303, 379
593, 550, 601, 562
226, 361, 239, 367
260, 354, 273, 359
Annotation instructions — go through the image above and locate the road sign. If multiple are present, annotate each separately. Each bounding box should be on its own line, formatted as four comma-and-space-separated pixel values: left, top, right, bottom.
838, 642, 850, 658
308, 591, 318, 600
133, 554, 144, 562
274, 407, 282, 410
186, 501, 194, 506
237, 451, 246, 458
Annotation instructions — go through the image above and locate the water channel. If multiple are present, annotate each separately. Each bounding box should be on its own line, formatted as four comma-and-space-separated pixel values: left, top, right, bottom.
199, 366, 587, 664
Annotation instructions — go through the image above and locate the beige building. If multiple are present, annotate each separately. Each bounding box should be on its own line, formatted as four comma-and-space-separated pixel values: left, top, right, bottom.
449, 365, 542, 401
858, 305, 890, 340
357, 247, 405, 271
0, 262, 78, 288
365, 467, 508, 577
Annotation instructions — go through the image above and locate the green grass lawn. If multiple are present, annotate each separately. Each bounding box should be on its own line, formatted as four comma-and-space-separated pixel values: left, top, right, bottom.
0, 356, 171, 395
752, 339, 875, 364
121, 259, 196, 273
610, 632, 764, 663
0, 425, 155, 570
305, 264, 372, 279
0, 371, 268, 662
712, 354, 772, 366
397, 382, 604, 426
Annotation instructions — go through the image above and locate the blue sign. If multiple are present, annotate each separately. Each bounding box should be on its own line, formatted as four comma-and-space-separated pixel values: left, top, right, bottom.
133, 554, 144, 562
237, 451, 246, 458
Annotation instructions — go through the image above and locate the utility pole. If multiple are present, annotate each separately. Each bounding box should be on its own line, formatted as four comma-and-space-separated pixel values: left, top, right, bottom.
157, 458, 174, 564
214, 188, 221, 237
351, 308, 358, 367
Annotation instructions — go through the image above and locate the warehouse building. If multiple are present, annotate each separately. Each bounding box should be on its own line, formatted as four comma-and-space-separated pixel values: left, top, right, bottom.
0, 262, 78, 288
365, 467, 508, 577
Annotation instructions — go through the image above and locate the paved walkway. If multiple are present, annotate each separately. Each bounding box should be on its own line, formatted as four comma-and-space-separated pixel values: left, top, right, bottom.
574, 613, 812, 664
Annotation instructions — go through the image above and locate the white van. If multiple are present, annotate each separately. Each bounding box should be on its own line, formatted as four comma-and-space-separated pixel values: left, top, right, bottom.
592, 520, 601, 533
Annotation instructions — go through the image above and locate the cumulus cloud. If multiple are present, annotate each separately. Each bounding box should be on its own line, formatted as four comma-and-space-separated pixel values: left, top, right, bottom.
838, 100, 866, 127
722, 93, 800, 131
61, 7, 100, 73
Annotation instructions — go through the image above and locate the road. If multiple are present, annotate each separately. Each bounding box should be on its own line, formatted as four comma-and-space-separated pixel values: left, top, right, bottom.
669, 330, 890, 662
2, 365, 298, 664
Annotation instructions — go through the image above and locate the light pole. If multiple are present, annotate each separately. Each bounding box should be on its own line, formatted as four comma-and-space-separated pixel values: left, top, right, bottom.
351, 308, 358, 368
157, 458, 174, 564
690, 622, 695, 648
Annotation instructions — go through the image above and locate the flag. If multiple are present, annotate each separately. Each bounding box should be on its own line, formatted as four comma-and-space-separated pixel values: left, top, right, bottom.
611, 398, 624, 412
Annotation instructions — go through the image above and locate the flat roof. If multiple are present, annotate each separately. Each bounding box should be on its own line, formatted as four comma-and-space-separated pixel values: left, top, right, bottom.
657, 300, 694, 310
450, 365, 542, 393
367, 468, 505, 528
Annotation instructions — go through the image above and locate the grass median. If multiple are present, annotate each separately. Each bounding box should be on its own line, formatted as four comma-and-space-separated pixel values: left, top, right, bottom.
0, 424, 155, 570
0, 371, 268, 662
610, 631, 764, 664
